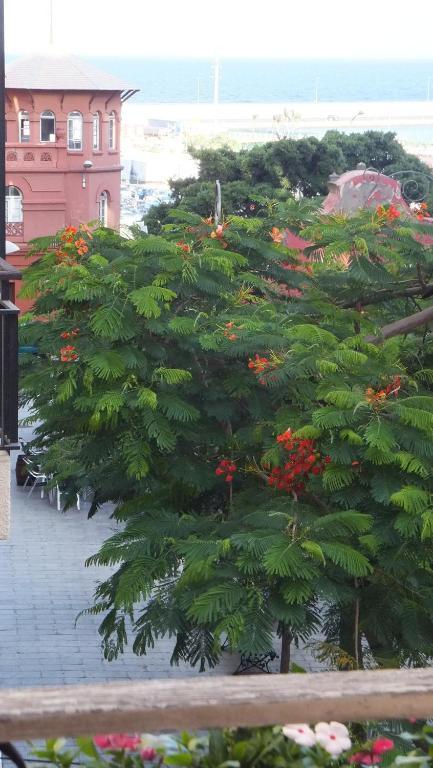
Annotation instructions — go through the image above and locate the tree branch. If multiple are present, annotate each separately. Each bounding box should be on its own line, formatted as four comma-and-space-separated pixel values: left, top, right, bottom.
340, 282, 433, 309
365, 304, 433, 344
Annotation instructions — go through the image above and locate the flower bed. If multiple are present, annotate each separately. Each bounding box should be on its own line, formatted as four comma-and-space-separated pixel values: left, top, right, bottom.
31, 720, 430, 768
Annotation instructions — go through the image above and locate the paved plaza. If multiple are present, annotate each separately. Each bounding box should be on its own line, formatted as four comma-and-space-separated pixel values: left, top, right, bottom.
0, 421, 319, 687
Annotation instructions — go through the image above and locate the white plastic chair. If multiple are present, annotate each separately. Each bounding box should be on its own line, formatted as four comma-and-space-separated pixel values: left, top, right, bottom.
55, 485, 81, 511
22, 457, 47, 499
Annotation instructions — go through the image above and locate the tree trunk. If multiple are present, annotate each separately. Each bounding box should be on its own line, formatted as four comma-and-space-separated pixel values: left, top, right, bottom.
280, 627, 292, 673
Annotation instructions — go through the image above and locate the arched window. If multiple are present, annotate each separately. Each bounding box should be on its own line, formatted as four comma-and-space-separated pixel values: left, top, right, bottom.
5, 186, 23, 223
40, 110, 56, 142
108, 111, 116, 150
98, 191, 108, 226
67, 111, 83, 150
92, 112, 100, 151
18, 111, 30, 143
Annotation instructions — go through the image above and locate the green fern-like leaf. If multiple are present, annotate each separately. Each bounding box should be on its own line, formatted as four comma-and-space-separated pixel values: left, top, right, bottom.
390, 486, 430, 515
320, 542, 372, 576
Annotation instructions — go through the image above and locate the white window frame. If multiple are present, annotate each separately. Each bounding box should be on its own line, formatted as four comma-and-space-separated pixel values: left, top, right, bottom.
5, 185, 23, 223
92, 112, 100, 151
40, 110, 56, 142
98, 191, 108, 226
67, 111, 83, 151
18, 111, 30, 143
108, 111, 116, 150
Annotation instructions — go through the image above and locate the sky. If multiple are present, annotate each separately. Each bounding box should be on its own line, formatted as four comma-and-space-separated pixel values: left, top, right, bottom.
5, 0, 433, 60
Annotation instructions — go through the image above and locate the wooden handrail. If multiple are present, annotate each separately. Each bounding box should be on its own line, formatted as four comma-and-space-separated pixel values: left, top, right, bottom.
1, 669, 433, 741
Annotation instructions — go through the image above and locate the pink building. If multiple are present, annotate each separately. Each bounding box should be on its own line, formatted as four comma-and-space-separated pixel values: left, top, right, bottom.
5, 53, 137, 309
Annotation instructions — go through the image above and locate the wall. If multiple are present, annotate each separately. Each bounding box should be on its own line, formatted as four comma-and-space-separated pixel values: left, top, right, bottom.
0, 451, 10, 539
5, 89, 123, 309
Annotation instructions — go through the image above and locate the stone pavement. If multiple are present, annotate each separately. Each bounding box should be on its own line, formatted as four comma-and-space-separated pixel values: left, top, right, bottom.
0, 422, 320, 688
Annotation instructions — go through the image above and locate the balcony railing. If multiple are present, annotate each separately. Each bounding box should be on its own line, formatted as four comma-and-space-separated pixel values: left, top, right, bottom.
0, 668, 433, 741
6, 222, 23, 238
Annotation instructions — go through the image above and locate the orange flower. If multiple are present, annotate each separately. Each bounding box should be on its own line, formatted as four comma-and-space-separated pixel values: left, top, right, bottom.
270, 227, 284, 244
376, 204, 400, 223
211, 224, 227, 240
74, 238, 89, 256
60, 345, 78, 363
60, 225, 78, 243
176, 240, 191, 253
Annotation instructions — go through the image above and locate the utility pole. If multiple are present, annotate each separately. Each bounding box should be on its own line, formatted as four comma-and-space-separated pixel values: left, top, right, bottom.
314, 77, 319, 104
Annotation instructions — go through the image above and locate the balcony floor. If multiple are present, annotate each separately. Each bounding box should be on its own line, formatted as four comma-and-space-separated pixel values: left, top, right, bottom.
0, 416, 321, 688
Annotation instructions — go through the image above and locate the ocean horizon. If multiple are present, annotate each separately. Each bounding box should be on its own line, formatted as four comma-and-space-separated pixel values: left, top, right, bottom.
90, 58, 433, 104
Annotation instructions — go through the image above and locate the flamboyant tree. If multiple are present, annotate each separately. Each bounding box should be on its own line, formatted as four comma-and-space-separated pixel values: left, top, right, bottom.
19, 201, 433, 672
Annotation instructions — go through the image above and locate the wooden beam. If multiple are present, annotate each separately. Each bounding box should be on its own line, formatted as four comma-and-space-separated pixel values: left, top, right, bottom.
1, 669, 433, 741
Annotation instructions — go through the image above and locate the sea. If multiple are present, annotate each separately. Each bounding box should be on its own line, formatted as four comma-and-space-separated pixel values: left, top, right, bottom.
90, 58, 433, 104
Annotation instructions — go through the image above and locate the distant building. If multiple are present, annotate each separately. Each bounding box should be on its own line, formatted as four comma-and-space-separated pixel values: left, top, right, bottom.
5, 52, 138, 309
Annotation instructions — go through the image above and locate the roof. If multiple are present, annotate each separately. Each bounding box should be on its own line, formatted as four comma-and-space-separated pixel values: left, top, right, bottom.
6, 53, 138, 100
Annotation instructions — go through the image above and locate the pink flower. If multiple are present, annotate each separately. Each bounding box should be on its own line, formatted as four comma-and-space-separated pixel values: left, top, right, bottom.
141, 747, 157, 761
349, 739, 394, 765
93, 734, 141, 751
372, 739, 394, 755
350, 752, 381, 765
282, 723, 316, 747
93, 735, 112, 749
315, 722, 351, 757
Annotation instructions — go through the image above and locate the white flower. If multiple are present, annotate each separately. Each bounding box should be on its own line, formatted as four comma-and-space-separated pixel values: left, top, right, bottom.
282, 724, 316, 747
314, 721, 352, 757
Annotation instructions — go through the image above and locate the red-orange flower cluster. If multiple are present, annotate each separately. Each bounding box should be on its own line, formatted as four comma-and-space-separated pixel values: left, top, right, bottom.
60, 328, 79, 340
211, 222, 229, 240
215, 458, 237, 483
365, 376, 401, 404
223, 322, 238, 341
376, 204, 401, 222
248, 354, 273, 374
416, 202, 431, 220
176, 240, 191, 253
270, 226, 284, 244
60, 345, 78, 363
60, 225, 78, 243
268, 429, 330, 494
56, 225, 92, 264
74, 238, 88, 256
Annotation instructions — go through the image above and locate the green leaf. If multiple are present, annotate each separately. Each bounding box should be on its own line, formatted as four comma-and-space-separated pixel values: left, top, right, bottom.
421, 509, 433, 540
301, 540, 325, 564
129, 285, 176, 318
321, 542, 372, 576
390, 486, 430, 515
153, 367, 192, 385
165, 754, 193, 766
325, 389, 363, 409
88, 351, 126, 380
364, 420, 396, 452
137, 388, 158, 410
322, 466, 354, 491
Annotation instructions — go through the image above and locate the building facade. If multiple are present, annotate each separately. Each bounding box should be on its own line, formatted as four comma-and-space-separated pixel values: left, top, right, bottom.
5, 53, 137, 309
